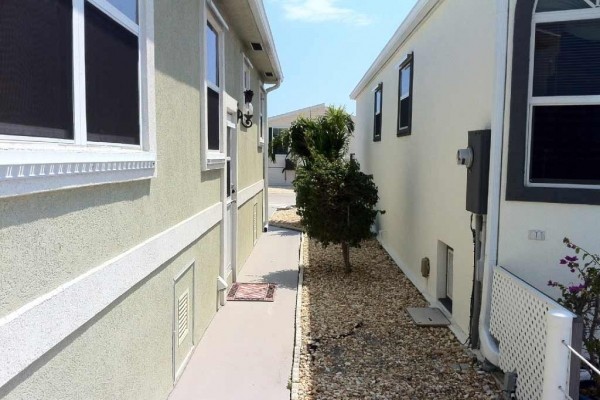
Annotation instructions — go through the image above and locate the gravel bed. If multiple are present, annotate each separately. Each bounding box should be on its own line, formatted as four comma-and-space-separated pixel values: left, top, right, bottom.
269, 207, 302, 231
298, 239, 502, 400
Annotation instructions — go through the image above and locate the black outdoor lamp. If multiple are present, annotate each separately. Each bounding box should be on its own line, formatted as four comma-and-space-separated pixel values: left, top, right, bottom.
238, 89, 254, 128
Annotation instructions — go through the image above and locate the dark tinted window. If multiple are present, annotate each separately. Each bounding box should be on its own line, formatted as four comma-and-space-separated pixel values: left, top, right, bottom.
533, 19, 600, 96
0, 0, 73, 139
85, 1, 140, 145
270, 128, 287, 155
373, 84, 382, 141
530, 105, 600, 184
398, 56, 413, 135
536, 0, 594, 12
207, 88, 219, 150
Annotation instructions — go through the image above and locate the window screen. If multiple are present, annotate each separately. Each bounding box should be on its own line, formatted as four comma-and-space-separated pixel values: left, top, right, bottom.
207, 23, 219, 87
0, 0, 73, 139
536, 0, 598, 12
373, 84, 382, 142
533, 19, 600, 97
530, 105, 600, 184
207, 88, 220, 151
85, 1, 140, 145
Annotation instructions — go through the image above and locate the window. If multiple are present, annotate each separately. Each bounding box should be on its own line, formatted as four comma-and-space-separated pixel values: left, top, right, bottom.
243, 56, 252, 93
0, 0, 73, 140
506, 0, 600, 204
397, 53, 413, 136
85, 1, 140, 145
206, 21, 221, 152
0, 0, 156, 198
0, 0, 141, 144
373, 83, 383, 142
269, 128, 287, 155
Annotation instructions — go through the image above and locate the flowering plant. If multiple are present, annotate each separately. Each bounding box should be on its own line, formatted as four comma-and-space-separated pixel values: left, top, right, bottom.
548, 238, 600, 368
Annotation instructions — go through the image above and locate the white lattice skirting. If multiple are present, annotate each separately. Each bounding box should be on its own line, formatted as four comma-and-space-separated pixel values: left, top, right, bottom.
490, 267, 577, 400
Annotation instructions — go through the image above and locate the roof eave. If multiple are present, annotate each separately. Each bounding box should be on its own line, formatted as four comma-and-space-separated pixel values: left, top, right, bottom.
349, 0, 443, 100
248, 0, 284, 85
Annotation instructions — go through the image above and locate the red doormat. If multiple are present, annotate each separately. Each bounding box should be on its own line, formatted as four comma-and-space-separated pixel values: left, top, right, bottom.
227, 283, 276, 302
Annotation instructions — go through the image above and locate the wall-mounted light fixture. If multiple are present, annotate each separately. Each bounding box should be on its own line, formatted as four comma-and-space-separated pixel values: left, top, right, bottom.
238, 89, 254, 128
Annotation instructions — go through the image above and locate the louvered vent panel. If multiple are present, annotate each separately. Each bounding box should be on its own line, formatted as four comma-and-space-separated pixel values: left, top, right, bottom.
177, 290, 189, 345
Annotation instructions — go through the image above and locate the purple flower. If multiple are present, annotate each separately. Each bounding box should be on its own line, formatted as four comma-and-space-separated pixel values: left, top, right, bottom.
568, 283, 586, 294
548, 280, 554, 286
560, 259, 568, 265
565, 256, 579, 262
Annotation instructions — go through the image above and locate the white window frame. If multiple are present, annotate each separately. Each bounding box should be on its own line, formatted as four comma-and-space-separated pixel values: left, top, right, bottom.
525, 5, 600, 189
242, 54, 253, 93
258, 86, 265, 146
202, 3, 228, 170
0, 0, 157, 199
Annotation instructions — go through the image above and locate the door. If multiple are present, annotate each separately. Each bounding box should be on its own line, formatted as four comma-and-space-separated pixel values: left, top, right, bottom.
225, 116, 237, 281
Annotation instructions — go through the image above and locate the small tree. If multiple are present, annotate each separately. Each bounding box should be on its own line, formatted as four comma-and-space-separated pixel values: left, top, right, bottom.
269, 106, 354, 167
294, 156, 382, 273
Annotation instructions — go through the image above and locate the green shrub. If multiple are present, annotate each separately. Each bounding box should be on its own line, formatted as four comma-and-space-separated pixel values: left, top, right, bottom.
294, 156, 383, 273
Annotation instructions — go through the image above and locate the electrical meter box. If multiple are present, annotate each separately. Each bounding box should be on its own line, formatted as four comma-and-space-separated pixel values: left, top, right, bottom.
466, 130, 491, 215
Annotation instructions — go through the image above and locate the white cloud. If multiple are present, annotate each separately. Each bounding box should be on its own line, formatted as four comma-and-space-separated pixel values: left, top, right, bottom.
280, 0, 372, 26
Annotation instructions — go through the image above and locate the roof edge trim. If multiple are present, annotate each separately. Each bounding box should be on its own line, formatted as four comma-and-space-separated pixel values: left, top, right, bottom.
349, 0, 443, 100
249, 0, 284, 84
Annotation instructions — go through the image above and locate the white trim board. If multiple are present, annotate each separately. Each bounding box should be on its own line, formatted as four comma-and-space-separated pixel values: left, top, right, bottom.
237, 179, 264, 208
0, 202, 222, 389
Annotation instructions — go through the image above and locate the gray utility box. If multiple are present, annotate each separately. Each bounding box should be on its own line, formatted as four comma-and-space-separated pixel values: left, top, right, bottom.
466, 130, 491, 215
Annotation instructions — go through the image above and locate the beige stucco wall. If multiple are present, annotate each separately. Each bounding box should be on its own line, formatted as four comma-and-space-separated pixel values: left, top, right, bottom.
497, 0, 600, 297
352, 0, 496, 335
0, 0, 221, 320
237, 192, 264, 273
0, 0, 268, 397
1, 226, 220, 400
223, 28, 265, 191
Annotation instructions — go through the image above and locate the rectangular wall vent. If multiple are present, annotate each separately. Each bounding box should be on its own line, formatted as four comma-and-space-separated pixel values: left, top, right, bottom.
177, 290, 189, 345
251, 42, 263, 51
265, 72, 274, 78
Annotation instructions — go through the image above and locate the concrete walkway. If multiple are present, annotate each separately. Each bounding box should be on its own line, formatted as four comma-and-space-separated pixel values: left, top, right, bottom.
169, 227, 301, 400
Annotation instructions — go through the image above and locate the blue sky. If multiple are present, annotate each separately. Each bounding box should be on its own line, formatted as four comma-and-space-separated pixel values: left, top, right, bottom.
264, 0, 418, 117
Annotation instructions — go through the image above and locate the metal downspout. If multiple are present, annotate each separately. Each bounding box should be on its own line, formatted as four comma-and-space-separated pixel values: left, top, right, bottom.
478, 0, 510, 366
263, 80, 282, 230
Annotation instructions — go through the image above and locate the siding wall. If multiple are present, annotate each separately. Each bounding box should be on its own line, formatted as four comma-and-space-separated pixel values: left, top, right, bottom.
352, 0, 496, 336
497, 0, 600, 297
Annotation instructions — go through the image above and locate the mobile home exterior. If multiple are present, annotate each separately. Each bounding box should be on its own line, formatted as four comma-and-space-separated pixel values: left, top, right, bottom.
351, 0, 599, 395
0, 1, 281, 399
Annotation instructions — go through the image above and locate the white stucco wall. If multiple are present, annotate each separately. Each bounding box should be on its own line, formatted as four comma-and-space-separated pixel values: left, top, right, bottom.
268, 155, 295, 187
352, 0, 496, 336
497, 0, 600, 298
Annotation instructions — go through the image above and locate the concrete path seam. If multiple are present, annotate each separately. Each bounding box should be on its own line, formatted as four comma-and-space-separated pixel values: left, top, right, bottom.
290, 233, 307, 400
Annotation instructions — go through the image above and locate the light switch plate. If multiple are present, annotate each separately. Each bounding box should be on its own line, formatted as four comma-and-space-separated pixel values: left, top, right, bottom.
528, 230, 545, 241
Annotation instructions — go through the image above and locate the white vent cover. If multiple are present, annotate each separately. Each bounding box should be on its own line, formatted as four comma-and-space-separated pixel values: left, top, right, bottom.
177, 290, 190, 345
490, 267, 574, 400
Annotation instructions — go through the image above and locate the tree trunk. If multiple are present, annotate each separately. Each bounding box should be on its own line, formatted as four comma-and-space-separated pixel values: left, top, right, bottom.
342, 242, 351, 273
